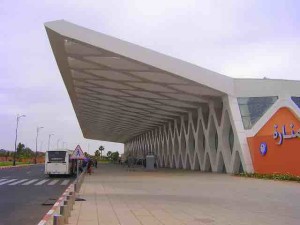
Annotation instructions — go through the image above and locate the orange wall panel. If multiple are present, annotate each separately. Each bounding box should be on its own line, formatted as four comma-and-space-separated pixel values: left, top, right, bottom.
247, 107, 300, 176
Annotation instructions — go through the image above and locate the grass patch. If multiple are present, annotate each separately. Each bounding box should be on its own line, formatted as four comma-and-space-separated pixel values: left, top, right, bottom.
235, 172, 300, 182
0, 161, 32, 167
98, 159, 111, 163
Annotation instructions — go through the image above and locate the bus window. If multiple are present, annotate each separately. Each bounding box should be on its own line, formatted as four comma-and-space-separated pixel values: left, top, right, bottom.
48, 151, 66, 163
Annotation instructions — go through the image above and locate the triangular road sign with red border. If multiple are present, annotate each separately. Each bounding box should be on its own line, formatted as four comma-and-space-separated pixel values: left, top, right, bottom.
71, 145, 86, 159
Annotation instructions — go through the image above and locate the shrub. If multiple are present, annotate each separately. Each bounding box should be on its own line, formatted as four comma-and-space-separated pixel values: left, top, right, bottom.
235, 172, 300, 182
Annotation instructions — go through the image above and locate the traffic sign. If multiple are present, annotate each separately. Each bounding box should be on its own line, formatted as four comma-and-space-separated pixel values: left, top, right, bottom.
71, 145, 86, 159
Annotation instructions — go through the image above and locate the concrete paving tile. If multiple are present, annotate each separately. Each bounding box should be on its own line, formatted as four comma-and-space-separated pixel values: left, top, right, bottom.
79, 223, 98, 225
66, 163, 300, 225
132, 209, 152, 216
136, 215, 163, 225
115, 210, 142, 225
150, 209, 183, 225
97, 208, 119, 224
78, 218, 98, 223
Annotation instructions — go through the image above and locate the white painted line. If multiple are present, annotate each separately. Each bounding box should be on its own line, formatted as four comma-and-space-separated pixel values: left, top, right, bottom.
0, 179, 17, 185
35, 179, 49, 185
9, 179, 28, 185
61, 180, 70, 185
48, 179, 59, 185
54, 202, 60, 207
22, 179, 39, 185
37, 220, 47, 225
0, 179, 7, 182
47, 209, 55, 215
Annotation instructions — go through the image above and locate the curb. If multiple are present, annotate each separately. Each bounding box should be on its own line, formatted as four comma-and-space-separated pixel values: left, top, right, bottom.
37, 171, 86, 225
0, 164, 36, 170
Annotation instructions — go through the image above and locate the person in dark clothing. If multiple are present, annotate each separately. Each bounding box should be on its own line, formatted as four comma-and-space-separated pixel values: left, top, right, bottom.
87, 160, 92, 175
94, 159, 98, 168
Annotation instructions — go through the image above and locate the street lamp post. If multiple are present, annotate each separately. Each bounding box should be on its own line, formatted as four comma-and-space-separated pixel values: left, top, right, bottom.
13, 114, 26, 166
57, 139, 61, 149
48, 134, 54, 151
35, 126, 44, 164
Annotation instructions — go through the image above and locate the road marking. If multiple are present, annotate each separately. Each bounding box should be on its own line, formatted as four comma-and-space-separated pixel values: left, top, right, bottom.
9, 179, 28, 185
48, 179, 59, 185
35, 179, 49, 185
22, 179, 39, 185
0, 179, 17, 185
0, 179, 7, 182
61, 180, 70, 185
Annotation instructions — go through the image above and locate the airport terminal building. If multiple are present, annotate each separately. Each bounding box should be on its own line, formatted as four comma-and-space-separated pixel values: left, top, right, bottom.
45, 20, 300, 175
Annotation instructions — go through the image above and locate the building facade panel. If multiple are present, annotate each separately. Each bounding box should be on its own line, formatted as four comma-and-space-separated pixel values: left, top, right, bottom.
125, 96, 247, 174
46, 20, 300, 176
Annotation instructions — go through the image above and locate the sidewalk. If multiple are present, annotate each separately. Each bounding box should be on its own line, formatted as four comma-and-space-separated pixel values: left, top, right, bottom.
68, 163, 300, 225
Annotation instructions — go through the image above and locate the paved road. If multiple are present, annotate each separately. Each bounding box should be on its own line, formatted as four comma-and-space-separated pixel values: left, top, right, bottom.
0, 164, 75, 225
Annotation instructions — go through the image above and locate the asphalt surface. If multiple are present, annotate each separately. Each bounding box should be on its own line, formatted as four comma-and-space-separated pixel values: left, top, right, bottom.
0, 164, 75, 225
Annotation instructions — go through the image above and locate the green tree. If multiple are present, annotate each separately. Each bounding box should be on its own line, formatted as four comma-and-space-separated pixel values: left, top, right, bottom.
15, 143, 34, 159
17, 143, 25, 155
107, 151, 112, 159
95, 150, 100, 159
21, 147, 34, 158
99, 145, 104, 159
111, 152, 119, 162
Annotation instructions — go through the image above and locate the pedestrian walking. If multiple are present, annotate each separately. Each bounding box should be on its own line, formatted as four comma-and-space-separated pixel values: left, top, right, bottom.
87, 159, 92, 175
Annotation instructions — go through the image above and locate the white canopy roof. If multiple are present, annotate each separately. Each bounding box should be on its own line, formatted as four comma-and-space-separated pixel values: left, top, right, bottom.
45, 20, 234, 143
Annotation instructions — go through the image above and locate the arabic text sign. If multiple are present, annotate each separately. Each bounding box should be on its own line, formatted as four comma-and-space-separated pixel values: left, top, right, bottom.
273, 123, 300, 145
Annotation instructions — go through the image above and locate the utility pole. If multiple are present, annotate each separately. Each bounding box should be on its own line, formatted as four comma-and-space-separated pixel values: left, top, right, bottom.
13, 114, 26, 166
35, 126, 44, 164
48, 134, 54, 151
57, 139, 61, 149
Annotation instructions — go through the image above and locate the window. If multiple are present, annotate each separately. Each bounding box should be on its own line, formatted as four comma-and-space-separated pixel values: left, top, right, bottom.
291, 97, 300, 109
48, 151, 66, 162
237, 97, 278, 129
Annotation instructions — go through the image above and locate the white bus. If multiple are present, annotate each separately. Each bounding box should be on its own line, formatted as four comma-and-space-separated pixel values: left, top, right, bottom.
45, 149, 75, 177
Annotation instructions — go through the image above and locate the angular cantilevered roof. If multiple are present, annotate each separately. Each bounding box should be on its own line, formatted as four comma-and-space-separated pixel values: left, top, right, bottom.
45, 20, 234, 143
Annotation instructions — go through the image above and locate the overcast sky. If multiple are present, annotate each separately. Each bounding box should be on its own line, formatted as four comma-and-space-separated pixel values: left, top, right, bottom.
0, 0, 299, 155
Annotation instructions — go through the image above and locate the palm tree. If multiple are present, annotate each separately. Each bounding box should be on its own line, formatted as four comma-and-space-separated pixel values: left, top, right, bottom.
95, 150, 100, 159
99, 146, 104, 159
107, 151, 112, 160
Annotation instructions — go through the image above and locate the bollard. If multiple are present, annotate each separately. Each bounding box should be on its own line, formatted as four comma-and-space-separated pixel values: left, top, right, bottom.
67, 195, 73, 210
72, 191, 76, 205
64, 200, 70, 217
60, 205, 68, 224
53, 214, 64, 225
69, 191, 75, 206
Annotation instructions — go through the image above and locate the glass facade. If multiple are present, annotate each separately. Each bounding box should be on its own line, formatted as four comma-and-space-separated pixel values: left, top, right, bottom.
238, 96, 278, 129
291, 96, 300, 109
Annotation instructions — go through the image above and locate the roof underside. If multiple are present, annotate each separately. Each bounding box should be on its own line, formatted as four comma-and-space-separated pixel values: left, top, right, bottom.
45, 20, 233, 143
